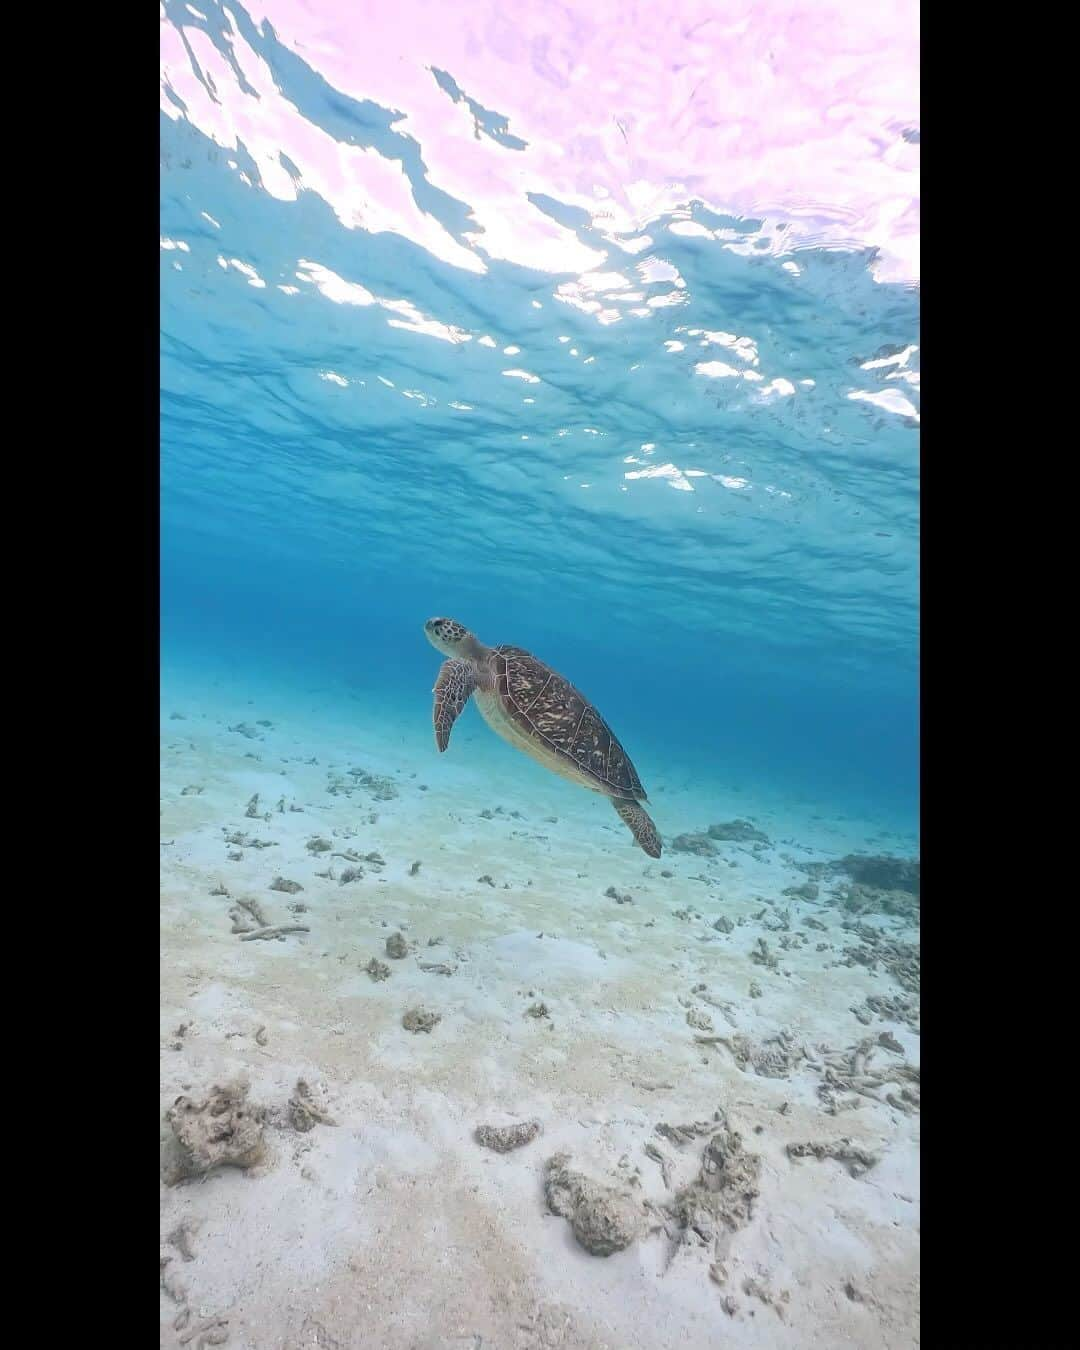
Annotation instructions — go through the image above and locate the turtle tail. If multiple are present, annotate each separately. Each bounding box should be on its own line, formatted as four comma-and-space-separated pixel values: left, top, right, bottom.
612, 798, 662, 858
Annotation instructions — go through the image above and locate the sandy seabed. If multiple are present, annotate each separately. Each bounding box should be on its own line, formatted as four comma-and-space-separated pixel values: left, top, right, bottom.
160, 665, 919, 1350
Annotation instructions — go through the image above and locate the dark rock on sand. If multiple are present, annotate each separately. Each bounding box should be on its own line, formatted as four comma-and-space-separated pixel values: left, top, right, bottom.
665, 1111, 762, 1245
544, 1154, 640, 1256
708, 820, 770, 844
288, 1079, 334, 1132
837, 882, 919, 920
270, 877, 304, 894
835, 854, 919, 894
786, 1138, 879, 1179
672, 832, 718, 857
475, 1120, 542, 1152
165, 1082, 265, 1182
605, 886, 633, 904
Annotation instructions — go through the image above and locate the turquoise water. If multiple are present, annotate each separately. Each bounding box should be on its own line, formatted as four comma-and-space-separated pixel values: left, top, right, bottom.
160, 9, 918, 839
160, 8, 920, 1342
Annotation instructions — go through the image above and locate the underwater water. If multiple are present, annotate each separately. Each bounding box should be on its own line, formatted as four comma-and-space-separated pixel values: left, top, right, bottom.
160, 3, 919, 1346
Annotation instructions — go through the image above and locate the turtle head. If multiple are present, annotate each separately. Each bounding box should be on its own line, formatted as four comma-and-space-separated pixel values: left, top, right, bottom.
425, 616, 472, 657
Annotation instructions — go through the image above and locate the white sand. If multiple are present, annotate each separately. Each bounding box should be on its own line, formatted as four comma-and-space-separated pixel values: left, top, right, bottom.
160, 666, 919, 1349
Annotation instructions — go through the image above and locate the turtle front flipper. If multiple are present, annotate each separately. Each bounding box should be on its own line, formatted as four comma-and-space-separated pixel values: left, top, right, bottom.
433, 659, 477, 752
612, 798, 662, 858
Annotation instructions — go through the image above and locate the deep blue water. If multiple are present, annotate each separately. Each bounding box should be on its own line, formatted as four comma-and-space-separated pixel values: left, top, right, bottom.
160, 17, 919, 837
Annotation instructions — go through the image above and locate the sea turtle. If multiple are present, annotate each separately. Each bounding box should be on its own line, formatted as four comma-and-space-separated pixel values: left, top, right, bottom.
424, 617, 661, 858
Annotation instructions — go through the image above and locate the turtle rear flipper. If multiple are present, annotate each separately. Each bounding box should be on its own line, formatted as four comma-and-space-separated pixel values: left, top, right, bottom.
612, 798, 662, 858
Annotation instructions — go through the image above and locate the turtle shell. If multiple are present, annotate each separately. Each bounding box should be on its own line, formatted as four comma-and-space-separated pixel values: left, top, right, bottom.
492, 645, 646, 798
